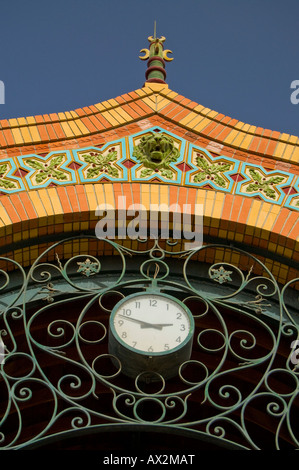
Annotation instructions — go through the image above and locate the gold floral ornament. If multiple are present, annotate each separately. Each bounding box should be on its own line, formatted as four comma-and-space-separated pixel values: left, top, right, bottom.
132, 132, 180, 179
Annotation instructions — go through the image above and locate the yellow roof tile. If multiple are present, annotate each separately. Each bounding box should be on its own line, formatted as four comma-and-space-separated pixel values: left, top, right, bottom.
8, 118, 18, 127
156, 97, 171, 112
290, 146, 299, 163
19, 126, 33, 144
0, 202, 13, 225
67, 120, 83, 137
11, 127, 24, 145
113, 107, 132, 123
26, 116, 36, 125
192, 117, 211, 132
28, 125, 41, 142
17, 117, 27, 126
101, 111, 119, 126
74, 119, 90, 135
223, 129, 239, 145
60, 121, 74, 138
281, 144, 295, 161
274, 142, 286, 158
46, 188, 63, 215
94, 102, 106, 112
28, 191, 47, 218
240, 133, 253, 149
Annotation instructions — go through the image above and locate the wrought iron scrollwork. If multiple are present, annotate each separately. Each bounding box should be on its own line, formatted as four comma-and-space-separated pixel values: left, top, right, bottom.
0, 237, 298, 449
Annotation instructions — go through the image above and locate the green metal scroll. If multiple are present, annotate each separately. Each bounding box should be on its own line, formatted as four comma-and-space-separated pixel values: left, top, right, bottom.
0, 237, 298, 450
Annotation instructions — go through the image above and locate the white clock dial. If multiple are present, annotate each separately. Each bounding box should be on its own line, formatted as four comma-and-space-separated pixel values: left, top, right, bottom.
112, 293, 192, 354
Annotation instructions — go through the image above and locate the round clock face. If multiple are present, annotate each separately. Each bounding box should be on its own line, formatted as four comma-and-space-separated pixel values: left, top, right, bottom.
110, 293, 194, 355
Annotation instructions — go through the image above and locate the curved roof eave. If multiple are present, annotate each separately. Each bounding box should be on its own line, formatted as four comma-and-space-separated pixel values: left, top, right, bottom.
0, 82, 298, 166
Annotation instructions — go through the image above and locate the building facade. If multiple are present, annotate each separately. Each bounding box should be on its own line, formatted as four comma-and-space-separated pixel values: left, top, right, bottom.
0, 34, 298, 450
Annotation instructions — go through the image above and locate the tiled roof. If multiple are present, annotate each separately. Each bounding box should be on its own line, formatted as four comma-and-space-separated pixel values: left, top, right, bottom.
0, 83, 298, 164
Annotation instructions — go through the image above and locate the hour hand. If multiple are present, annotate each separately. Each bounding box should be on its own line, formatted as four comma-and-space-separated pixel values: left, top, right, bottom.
118, 315, 172, 330
118, 314, 161, 330
141, 323, 173, 329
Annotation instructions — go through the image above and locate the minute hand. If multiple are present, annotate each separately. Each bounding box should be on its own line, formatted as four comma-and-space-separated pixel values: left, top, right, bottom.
118, 315, 173, 330
140, 322, 173, 330
144, 322, 173, 328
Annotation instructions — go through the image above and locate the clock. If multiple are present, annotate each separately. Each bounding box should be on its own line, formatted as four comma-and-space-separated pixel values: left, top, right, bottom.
108, 292, 194, 380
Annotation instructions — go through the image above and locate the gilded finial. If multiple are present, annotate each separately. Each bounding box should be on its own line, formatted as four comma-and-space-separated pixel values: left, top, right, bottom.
139, 23, 173, 85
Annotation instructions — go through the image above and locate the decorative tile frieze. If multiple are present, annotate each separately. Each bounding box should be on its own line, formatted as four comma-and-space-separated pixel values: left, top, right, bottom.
0, 128, 298, 212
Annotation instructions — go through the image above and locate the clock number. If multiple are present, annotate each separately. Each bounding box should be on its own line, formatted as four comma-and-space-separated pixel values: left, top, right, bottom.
148, 346, 154, 352
180, 324, 186, 331
176, 336, 181, 343
135, 301, 141, 308
122, 332, 127, 339
149, 299, 157, 307
176, 313, 182, 320
118, 320, 124, 326
164, 344, 169, 351
132, 341, 137, 348
122, 308, 131, 316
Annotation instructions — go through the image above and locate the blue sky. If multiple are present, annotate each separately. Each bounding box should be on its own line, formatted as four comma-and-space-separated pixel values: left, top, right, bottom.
0, 0, 298, 137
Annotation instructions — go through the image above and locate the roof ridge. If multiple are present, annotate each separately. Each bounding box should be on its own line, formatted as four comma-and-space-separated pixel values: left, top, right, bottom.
0, 85, 297, 165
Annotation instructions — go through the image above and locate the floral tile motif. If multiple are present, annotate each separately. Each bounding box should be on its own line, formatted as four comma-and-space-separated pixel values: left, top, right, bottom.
184, 145, 239, 191
0, 159, 26, 193
17, 151, 77, 189
128, 127, 186, 183
236, 163, 294, 204
73, 139, 128, 182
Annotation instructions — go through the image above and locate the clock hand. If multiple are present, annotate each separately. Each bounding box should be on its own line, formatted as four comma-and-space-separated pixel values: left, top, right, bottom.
118, 315, 173, 330
118, 314, 163, 330
145, 323, 174, 329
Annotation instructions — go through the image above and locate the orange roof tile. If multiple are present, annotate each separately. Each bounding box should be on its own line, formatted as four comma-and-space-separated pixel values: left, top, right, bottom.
0, 83, 297, 173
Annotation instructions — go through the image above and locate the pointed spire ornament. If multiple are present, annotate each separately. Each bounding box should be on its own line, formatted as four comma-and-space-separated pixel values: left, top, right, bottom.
139, 22, 173, 85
